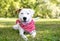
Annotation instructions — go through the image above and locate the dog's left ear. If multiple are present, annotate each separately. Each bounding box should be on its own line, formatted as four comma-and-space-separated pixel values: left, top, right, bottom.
28, 9, 35, 15
16, 9, 21, 13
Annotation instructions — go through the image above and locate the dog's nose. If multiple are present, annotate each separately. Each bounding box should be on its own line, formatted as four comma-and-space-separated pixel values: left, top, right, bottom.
23, 17, 26, 21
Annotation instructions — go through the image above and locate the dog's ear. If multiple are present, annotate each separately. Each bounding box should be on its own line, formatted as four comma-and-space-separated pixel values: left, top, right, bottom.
29, 9, 35, 15
28, 9, 35, 17
16, 9, 21, 13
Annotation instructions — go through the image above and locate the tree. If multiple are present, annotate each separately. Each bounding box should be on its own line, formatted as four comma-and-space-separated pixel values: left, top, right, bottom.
0, 0, 60, 18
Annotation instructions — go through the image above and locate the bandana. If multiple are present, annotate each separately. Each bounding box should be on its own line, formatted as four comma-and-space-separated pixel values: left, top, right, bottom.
16, 19, 35, 33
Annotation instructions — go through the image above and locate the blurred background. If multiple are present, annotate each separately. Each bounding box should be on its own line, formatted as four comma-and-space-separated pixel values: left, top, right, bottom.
0, 0, 60, 41
0, 0, 60, 18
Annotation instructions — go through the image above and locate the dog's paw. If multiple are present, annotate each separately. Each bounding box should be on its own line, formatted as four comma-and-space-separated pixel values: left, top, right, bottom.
24, 38, 28, 41
22, 35, 28, 41
31, 30, 36, 38
13, 25, 19, 30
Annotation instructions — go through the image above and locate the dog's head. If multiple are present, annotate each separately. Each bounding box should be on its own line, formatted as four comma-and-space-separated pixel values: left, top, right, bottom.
17, 8, 35, 23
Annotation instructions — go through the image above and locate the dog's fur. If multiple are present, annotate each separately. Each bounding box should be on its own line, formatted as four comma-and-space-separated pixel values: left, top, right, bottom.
13, 8, 36, 41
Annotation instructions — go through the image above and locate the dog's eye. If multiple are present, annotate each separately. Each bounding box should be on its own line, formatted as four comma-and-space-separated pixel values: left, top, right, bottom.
21, 13, 23, 14
27, 13, 29, 15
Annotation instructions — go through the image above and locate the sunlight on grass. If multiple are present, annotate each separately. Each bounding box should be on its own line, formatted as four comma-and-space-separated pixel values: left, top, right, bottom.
0, 18, 17, 22
0, 24, 8, 28
0, 18, 60, 22
38, 30, 50, 34
34, 19, 60, 22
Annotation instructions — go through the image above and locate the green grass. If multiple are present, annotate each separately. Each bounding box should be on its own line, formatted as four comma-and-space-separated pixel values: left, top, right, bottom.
0, 19, 60, 41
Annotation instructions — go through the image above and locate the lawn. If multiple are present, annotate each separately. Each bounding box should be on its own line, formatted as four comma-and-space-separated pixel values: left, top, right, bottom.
0, 18, 60, 41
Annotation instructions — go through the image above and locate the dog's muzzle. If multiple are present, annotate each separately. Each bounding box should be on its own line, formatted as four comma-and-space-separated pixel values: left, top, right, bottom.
23, 17, 27, 22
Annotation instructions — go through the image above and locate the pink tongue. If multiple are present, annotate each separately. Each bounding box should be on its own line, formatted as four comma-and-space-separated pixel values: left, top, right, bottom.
22, 22, 28, 25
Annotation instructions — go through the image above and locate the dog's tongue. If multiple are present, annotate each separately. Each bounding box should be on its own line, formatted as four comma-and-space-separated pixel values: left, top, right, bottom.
22, 22, 28, 25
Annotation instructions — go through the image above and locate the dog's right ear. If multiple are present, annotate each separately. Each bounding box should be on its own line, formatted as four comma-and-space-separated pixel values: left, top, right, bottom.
16, 9, 21, 13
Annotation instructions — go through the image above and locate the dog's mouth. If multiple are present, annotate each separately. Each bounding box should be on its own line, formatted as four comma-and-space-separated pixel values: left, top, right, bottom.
22, 21, 28, 25
23, 20, 27, 23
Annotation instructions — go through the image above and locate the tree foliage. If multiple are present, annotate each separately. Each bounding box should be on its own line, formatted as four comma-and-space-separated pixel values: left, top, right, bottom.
0, 0, 60, 18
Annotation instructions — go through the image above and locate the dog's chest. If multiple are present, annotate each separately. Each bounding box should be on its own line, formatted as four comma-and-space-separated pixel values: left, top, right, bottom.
16, 20, 35, 33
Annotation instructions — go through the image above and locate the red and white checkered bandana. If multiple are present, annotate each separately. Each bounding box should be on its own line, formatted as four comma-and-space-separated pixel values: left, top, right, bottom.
16, 19, 35, 33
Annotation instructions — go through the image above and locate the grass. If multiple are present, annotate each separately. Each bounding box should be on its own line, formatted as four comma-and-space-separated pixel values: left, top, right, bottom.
0, 18, 60, 41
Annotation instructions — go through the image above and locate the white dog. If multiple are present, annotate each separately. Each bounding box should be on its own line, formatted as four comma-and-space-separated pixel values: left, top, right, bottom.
13, 8, 36, 41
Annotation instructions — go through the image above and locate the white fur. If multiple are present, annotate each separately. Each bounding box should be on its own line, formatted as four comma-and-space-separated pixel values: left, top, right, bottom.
13, 8, 36, 41
19, 8, 34, 22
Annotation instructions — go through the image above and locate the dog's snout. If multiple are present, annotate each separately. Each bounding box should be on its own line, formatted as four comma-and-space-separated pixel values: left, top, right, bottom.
23, 17, 26, 21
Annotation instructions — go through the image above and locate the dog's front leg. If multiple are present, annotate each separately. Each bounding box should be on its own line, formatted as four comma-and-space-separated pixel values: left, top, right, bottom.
19, 27, 28, 41
30, 30, 36, 38
13, 24, 19, 30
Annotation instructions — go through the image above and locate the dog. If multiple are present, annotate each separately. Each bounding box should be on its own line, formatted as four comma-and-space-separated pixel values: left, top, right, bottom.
13, 8, 36, 41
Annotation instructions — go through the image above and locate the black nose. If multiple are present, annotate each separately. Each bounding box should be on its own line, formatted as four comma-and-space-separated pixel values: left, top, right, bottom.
23, 17, 26, 21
